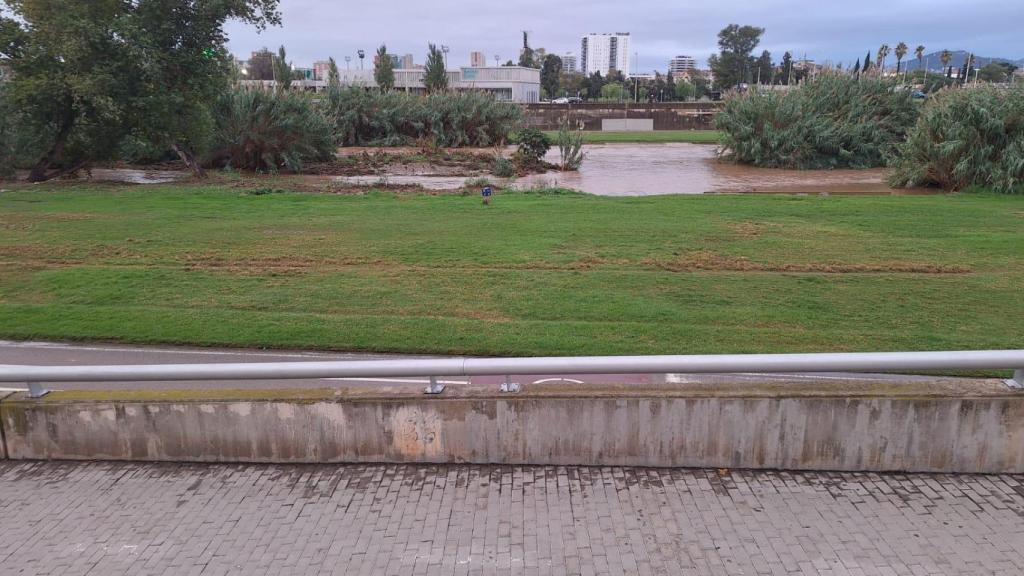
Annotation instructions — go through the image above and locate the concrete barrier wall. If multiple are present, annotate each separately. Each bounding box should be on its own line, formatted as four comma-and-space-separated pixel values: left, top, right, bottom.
522, 102, 719, 131
2, 382, 1022, 472
602, 119, 654, 132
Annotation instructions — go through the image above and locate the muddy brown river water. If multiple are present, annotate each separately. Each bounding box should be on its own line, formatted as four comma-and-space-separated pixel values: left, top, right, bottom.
335, 144, 929, 196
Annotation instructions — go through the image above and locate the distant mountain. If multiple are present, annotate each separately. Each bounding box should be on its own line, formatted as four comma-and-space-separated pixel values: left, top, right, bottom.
900, 50, 1021, 72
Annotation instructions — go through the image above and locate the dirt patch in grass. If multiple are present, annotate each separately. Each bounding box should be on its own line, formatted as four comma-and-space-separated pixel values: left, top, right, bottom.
726, 221, 781, 238
644, 251, 971, 274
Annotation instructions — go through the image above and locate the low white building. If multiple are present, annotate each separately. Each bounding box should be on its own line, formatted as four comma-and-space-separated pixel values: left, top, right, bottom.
241, 67, 541, 103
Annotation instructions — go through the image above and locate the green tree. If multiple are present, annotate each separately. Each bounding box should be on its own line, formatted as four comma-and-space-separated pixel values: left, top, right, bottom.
674, 80, 695, 100
540, 54, 562, 97
600, 82, 624, 101
863, 51, 872, 73
915, 45, 925, 74
1, 0, 280, 181
327, 56, 340, 86
708, 24, 764, 89
853, 58, 861, 78
876, 44, 890, 76
582, 71, 604, 100
977, 62, 1015, 83
940, 50, 952, 77
755, 50, 772, 84
374, 44, 394, 92
781, 52, 794, 85
423, 43, 447, 93
274, 45, 292, 91
894, 42, 908, 75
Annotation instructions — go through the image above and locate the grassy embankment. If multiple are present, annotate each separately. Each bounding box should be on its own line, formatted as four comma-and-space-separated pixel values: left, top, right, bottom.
539, 130, 722, 144
0, 184, 1021, 357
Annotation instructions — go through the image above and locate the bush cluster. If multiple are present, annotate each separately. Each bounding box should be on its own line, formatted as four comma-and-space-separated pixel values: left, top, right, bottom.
321, 88, 521, 148
206, 90, 335, 172
716, 76, 919, 169
890, 84, 1024, 193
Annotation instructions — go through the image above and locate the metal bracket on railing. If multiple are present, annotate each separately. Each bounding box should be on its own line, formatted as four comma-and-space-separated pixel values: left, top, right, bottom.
27, 382, 50, 398
424, 376, 445, 395
500, 375, 520, 393
1006, 369, 1024, 391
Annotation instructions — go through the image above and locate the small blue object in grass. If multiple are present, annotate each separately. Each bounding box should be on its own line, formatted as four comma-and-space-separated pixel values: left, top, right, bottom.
482, 186, 493, 197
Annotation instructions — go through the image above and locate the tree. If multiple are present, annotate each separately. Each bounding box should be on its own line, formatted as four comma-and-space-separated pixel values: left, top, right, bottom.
977, 62, 1017, 83
374, 44, 394, 92
853, 58, 861, 78
600, 82, 624, 101
274, 45, 292, 91
863, 51, 872, 73
894, 42, 908, 76
708, 24, 764, 89
755, 50, 772, 84
876, 44, 890, 76
540, 54, 562, 98
423, 43, 447, 93
327, 57, 340, 86
940, 50, 953, 78
674, 80, 695, 100
780, 52, 794, 85
247, 48, 276, 80
1, 0, 281, 181
915, 45, 926, 74
582, 71, 604, 100
518, 31, 535, 68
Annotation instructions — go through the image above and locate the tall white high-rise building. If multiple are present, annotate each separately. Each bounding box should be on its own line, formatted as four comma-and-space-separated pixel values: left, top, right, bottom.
580, 33, 631, 76
668, 55, 696, 78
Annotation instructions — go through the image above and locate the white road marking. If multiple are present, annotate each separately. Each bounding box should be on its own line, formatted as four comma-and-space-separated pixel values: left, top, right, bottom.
531, 378, 585, 384
0, 387, 28, 392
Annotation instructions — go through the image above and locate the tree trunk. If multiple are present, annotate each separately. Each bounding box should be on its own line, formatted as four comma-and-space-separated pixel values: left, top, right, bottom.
173, 142, 206, 178
27, 112, 75, 183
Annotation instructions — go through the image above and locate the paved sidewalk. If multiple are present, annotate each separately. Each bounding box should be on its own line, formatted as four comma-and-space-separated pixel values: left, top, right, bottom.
2, 462, 1024, 575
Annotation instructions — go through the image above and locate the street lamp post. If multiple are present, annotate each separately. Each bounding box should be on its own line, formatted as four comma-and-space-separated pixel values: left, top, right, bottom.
441, 45, 450, 69
344, 56, 351, 70
357, 50, 365, 70
494, 55, 500, 67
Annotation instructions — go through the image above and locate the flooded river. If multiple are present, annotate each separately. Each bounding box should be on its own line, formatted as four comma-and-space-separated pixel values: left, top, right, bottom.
335, 144, 925, 196
28, 143, 929, 196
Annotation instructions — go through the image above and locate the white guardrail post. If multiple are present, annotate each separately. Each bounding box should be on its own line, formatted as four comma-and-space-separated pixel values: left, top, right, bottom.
0, 350, 1021, 398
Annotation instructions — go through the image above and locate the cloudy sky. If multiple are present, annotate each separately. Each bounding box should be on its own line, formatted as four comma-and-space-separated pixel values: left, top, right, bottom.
225, 0, 1023, 71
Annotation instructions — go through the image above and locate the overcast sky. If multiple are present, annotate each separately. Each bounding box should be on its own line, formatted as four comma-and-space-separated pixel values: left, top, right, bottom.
225, 0, 1023, 71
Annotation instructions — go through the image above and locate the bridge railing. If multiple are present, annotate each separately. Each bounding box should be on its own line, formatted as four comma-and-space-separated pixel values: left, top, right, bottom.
1, 350, 1022, 398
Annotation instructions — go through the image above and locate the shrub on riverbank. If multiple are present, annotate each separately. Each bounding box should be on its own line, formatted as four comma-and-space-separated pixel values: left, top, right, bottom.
716, 76, 919, 169
322, 88, 521, 148
890, 84, 1024, 193
207, 90, 334, 172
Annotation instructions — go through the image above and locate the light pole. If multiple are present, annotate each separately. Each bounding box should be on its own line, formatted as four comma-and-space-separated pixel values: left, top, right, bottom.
494, 55, 500, 67
441, 45, 450, 69
357, 49, 365, 70
344, 56, 351, 70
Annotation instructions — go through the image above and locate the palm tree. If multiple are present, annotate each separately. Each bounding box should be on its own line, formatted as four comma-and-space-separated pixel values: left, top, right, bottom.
895, 42, 908, 77
940, 49, 953, 77
915, 45, 926, 81
876, 44, 890, 77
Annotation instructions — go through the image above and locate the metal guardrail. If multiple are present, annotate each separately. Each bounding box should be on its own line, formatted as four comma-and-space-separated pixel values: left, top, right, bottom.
1, 350, 1022, 398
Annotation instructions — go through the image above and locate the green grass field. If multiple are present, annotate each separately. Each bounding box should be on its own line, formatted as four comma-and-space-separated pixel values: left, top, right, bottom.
0, 184, 1022, 357
541, 130, 722, 144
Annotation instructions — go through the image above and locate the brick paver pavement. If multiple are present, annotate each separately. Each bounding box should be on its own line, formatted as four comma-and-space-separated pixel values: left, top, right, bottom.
2, 462, 1024, 575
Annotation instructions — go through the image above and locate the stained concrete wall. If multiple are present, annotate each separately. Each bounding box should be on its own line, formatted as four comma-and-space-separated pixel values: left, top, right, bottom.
2, 381, 1022, 473
602, 119, 654, 132
522, 102, 719, 131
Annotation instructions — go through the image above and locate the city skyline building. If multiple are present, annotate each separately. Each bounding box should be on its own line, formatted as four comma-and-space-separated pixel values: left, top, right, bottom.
580, 33, 631, 76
